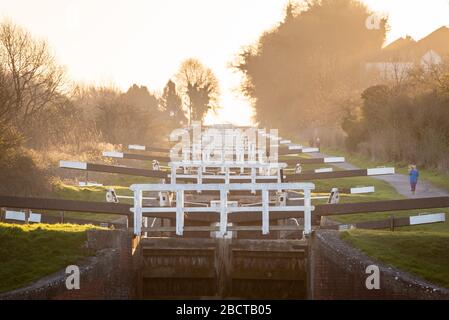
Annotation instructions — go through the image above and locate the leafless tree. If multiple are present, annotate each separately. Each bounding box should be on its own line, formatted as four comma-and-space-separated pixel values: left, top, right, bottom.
0, 21, 65, 127
175, 58, 220, 124
0, 65, 14, 127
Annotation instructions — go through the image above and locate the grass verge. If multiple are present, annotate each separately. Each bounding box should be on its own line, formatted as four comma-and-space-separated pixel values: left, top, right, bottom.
341, 228, 449, 289
0, 223, 101, 293
48, 182, 132, 222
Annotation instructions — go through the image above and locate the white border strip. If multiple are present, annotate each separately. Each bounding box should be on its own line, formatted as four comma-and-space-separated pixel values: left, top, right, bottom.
59, 161, 87, 170
5, 210, 26, 221
350, 186, 375, 194
302, 147, 319, 153
129, 144, 146, 151
315, 168, 333, 173
79, 182, 104, 187
103, 151, 124, 158
367, 167, 395, 175
28, 213, 42, 223
324, 157, 345, 163
410, 213, 445, 225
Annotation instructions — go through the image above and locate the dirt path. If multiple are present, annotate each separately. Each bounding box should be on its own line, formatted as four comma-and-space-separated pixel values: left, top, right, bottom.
310, 152, 449, 199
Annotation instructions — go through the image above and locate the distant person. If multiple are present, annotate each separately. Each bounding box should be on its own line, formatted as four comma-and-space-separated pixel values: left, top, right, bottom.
315, 137, 321, 149
409, 165, 419, 195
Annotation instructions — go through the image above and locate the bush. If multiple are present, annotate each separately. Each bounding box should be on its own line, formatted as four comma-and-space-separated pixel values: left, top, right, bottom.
0, 125, 49, 196
342, 67, 449, 172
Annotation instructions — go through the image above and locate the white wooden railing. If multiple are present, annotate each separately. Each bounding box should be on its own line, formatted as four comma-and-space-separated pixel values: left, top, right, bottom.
130, 182, 315, 238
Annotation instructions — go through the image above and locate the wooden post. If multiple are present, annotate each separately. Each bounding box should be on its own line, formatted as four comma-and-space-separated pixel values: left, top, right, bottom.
215, 238, 232, 298
60, 211, 65, 223
128, 214, 134, 232
25, 209, 30, 224
161, 218, 167, 237
390, 214, 395, 231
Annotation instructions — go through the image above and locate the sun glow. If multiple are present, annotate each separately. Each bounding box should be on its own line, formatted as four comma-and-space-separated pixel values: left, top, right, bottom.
1, 0, 448, 125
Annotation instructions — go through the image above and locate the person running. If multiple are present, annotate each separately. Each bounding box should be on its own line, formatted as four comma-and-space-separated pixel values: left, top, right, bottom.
409, 165, 419, 195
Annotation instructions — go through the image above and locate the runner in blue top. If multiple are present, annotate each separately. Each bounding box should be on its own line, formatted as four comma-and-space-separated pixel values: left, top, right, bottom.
409, 165, 419, 195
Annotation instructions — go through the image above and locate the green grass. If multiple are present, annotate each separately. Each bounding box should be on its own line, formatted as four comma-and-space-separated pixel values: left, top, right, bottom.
50, 173, 160, 222
49, 182, 133, 222
107, 173, 161, 187
333, 208, 448, 225
314, 176, 401, 200
53, 182, 133, 202
341, 228, 449, 289
0, 223, 101, 293
50, 158, 163, 222
283, 162, 347, 174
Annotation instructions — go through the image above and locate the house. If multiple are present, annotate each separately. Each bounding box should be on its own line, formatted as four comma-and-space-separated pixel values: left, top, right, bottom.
366, 26, 449, 79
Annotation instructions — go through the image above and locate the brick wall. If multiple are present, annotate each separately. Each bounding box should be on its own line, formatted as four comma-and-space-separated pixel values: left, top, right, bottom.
0, 230, 137, 300
309, 230, 449, 300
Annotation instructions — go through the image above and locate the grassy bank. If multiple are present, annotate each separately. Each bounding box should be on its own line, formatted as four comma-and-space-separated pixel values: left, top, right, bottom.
46, 182, 132, 222
0, 223, 100, 293
48, 171, 161, 222
341, 228, 449, 289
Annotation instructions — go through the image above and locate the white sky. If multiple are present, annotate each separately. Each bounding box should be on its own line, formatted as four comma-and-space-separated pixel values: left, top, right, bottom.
0, 0, 448, 125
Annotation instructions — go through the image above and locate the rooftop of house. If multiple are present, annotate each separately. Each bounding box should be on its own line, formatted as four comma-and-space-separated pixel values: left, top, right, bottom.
368, 26, 449, 63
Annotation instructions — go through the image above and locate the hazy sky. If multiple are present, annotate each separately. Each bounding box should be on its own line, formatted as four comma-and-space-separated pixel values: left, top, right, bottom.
1, 0, 448, 125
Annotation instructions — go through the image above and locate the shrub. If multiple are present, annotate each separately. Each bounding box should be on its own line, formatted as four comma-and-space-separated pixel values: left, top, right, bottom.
0, 125, 49, 196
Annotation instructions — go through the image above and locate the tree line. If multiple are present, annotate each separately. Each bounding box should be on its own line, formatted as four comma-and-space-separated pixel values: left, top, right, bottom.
0, 20, 219, 196
342, 61, 449, 171
235, 0, 387, 134
235, 0, 449, 172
